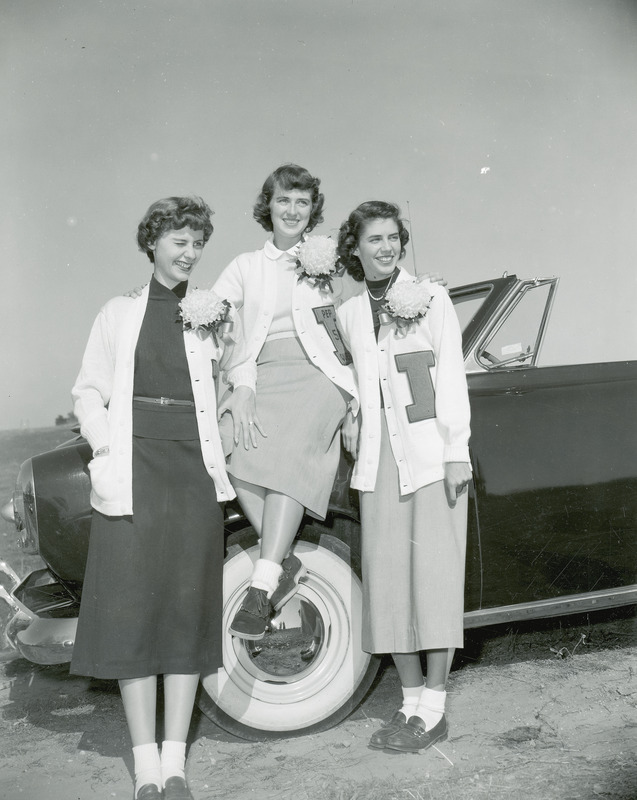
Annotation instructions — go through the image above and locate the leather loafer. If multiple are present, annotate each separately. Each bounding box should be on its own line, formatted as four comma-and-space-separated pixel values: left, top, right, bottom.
135, 784, 162, 800
368, 711, 407, 749
164, 776, 194, 800
384, 714, 448, 753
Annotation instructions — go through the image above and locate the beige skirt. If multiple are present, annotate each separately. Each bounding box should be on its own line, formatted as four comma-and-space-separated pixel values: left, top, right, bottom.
360, 416, 468, 654
226, 337, 348, 519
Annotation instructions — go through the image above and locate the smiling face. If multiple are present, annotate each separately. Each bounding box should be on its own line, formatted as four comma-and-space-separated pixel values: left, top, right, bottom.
269, 184, 313, 250
354, 217, 403, 281
149, 227, 205, 288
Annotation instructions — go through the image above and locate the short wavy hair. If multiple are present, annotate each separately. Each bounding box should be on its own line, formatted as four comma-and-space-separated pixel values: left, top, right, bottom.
336, 201, 409, 282
253, 164, 325, 233
137, 196, 214, 262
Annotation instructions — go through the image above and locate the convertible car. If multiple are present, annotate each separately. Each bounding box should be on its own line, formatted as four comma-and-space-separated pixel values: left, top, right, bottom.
2, 274, 636, 741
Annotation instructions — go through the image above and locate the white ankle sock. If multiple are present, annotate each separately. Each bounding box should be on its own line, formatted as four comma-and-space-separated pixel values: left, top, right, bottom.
399, 684, 423, 719
415, 687, 447, 731
251, 558, 283, 597
161, 739, 186, 785
132, 743, 161, 795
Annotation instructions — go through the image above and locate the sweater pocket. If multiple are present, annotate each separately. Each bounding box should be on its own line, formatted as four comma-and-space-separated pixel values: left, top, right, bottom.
88, 455, 119, 509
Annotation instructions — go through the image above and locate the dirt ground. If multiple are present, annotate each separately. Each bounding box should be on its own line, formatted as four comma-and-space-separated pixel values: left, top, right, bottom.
1, 615, 636, 800
1, 429, 636, 800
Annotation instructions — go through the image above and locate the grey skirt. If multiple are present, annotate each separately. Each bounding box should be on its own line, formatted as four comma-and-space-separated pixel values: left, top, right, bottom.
226, 337, 348, 519
360, 416, 468, 654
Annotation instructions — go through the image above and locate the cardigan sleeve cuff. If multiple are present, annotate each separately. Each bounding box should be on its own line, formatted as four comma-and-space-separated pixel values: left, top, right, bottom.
226, 362, 257, 392
443, 444, 472, 465
79, 412, 110, 453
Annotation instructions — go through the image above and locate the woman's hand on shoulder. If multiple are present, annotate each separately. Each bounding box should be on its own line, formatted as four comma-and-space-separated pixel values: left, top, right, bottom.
443, 461, 472, 507
123, 284, 146, 298
421, 272, 447, 287
217, 385, 266, 449
341, 409, 360, 459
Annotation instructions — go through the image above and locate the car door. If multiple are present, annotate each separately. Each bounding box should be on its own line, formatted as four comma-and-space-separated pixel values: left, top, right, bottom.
458, 279, 637, 613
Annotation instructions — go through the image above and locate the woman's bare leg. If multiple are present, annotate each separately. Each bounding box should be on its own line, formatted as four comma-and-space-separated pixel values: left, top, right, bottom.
426, 648, 454, 691
160, 673, 200, 789
232, 478, 266, 536
163, 673, 199, 742
260, 491, 305, 563
120, 675, 158, 745
391, 651, 425, 718
119, 676, 161, 795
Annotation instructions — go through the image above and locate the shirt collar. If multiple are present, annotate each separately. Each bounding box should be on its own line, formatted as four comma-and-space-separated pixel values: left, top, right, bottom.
263, 238, 302, 262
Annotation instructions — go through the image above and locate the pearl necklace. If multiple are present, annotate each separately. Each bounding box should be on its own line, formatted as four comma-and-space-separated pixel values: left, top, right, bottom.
365, 271, 397, 301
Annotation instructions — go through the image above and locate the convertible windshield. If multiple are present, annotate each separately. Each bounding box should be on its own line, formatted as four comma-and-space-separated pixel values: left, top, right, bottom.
452, 288, 492, 333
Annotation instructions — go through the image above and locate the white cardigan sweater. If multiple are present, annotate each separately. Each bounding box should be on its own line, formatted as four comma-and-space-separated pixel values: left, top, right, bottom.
72, 283, 256, 515
337, 271, 471, 494
213, 239, 361, 412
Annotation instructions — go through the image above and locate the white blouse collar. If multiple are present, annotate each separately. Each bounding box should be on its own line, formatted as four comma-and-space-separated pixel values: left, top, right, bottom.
264, 237, 302, 261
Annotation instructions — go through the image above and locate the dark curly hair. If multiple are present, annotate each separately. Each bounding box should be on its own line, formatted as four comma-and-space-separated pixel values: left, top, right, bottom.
253, 164, 325, 233
336, 201, 409, 282
137, 196, 214, 262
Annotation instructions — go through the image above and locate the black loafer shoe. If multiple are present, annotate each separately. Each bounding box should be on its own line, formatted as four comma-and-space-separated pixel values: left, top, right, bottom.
368, 711, 407, 749
228, 587, 272, 640
384, 714, 447, 753
135, 784, 162, 800
164, 776, 194, 800
270, 554, 308, 611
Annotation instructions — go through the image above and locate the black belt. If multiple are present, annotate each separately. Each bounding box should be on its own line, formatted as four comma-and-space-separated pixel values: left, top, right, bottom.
133, 396, 195, 407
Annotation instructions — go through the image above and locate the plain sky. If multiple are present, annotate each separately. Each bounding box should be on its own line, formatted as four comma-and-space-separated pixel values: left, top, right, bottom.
2, 0, 637, 430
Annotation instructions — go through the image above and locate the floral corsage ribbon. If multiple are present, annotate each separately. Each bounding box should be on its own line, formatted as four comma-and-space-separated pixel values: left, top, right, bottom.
295, 235, 343, 293
379, 277, 433, 337
178, 289, 233, 346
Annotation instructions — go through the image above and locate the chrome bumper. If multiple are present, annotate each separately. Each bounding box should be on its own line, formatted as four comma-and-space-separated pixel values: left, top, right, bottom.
0, 561, 77, 665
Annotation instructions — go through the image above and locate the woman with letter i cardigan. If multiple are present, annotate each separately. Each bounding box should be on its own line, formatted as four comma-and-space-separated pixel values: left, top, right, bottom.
335, 200, 472, 754
71, 197, 255, 800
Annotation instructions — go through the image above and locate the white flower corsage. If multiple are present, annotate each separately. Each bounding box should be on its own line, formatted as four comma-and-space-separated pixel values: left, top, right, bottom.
379, 277, 433, 336
295, 235, 341, 292
178, 288, 233, 346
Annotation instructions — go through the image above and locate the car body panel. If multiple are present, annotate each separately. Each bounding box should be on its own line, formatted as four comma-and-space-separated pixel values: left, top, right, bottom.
468, 361, 637, 611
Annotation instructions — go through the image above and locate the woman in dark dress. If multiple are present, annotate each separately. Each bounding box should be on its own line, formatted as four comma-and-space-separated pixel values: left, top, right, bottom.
71, 197, 256, 800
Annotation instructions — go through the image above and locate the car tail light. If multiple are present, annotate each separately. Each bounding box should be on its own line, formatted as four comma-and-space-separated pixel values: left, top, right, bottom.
13, 459, 39, 554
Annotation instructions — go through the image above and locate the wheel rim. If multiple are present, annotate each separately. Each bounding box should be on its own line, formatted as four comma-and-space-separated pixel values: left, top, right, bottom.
200, 540, 372, 732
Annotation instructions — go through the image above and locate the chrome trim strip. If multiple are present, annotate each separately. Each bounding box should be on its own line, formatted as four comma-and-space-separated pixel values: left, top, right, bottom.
463, 585, 637, 629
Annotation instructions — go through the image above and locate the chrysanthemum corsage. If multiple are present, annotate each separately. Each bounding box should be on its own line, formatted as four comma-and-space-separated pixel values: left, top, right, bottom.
295, 235, 341, 292
178, 288, 233, 346
379, 277, 433, 336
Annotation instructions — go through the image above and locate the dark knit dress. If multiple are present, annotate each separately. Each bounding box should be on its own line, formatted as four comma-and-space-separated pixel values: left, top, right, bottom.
71, 277, 224, 680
